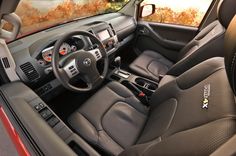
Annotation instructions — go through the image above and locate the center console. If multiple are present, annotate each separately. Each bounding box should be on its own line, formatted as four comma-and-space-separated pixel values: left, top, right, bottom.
108, 56, 159, 99
88, 22, 119, 55
108, 68, 158, 98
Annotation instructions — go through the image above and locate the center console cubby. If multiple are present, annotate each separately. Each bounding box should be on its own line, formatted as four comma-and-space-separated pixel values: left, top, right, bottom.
108, 69, 158, 96
135, 78, 158, 93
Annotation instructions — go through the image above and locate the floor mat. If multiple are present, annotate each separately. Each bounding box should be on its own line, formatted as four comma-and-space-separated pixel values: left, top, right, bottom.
48, 91, 94, 122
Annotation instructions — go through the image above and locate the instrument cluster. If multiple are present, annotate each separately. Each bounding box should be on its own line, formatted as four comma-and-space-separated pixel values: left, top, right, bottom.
37, 37, 84, 66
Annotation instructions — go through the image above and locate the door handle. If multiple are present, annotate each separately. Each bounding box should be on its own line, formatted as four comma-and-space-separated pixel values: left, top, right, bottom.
138, 27, 149, 35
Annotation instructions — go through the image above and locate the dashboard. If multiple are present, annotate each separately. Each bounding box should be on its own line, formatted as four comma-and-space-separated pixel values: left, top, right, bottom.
7, 13, 136, 99
37, 37, 85, 66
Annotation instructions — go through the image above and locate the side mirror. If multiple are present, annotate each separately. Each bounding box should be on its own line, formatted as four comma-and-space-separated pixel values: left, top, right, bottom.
140, 4, 155, 18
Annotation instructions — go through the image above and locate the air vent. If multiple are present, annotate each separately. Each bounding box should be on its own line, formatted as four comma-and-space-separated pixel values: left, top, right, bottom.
2, 57, 10, 68
88, 30, 94, 34
20, 62, 40, 82
109, 23, 116, 35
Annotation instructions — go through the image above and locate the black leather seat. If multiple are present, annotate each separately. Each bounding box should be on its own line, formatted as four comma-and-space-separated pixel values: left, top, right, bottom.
68, 15, 236, 155
129, 0, 236, 81
68, 82, 149, 155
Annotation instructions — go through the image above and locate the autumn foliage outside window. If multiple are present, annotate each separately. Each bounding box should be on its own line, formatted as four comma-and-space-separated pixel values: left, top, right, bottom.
141, 0, 213, 27
5, 0, 129, 40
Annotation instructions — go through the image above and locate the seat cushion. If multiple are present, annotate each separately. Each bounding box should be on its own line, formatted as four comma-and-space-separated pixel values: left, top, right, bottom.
68, 82, 148, 156
129, 50, 173, 82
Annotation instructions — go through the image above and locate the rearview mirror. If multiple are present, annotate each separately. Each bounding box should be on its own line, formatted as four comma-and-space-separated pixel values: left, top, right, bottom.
140, 4, 155, 18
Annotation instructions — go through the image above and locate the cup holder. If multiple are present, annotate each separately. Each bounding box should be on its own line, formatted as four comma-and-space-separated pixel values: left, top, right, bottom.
135, 78, 146, 87
147, 84, 158, 91
135, 78, 158, 91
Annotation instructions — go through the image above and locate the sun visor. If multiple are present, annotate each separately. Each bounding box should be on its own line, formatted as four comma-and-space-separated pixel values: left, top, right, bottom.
0, 0, 20, 15
0, 0, 21, 40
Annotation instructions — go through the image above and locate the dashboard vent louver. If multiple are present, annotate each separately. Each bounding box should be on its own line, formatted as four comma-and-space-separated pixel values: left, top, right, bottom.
88, 30, 94, 34
20, 62, 40, 82
2, 57, 10, 68
109, 23, 116, 35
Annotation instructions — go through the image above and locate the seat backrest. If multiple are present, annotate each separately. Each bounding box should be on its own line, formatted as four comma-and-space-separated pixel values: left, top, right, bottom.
224, 16, 236, 95
167, 0, 236, 76
178, 21, 225, 61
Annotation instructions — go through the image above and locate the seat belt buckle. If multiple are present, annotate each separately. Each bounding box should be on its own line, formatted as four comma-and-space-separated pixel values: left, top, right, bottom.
138, 92, 146, 97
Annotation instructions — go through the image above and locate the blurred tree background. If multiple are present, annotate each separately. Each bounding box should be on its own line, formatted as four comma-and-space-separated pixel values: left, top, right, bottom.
143, 7, 201, 27
106, 0, 130, 12
4, 0, 204, 38
4, 0, 130, 36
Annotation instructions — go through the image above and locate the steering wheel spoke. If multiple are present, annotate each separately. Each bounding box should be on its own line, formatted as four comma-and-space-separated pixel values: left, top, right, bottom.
87, 48, 103, 61
58, 68, 71, 84
62, 59, 80, 78
83, 74, 103, 90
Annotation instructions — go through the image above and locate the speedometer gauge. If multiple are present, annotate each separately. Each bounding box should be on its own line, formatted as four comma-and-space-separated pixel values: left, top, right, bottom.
59, 43, 71, 56
42, 47, 53, 62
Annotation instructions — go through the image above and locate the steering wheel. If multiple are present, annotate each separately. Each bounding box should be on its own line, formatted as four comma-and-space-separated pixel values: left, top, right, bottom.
52, 31, 108, 92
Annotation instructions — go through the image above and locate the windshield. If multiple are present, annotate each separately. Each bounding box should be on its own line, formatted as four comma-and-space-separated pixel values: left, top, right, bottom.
6, 0, 130, 41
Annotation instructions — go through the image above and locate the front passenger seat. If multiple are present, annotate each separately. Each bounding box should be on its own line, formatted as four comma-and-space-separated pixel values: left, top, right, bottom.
68, 15, 236, 155
130, 0, 236, 81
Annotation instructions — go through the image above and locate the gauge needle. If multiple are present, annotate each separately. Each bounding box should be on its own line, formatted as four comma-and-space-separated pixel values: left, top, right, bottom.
60, 51, 66, 55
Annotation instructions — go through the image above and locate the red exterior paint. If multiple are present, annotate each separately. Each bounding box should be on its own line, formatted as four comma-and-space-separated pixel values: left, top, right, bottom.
0, 106, 30, 156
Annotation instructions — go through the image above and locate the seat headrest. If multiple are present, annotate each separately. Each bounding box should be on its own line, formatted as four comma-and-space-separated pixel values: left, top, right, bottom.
218, 0, 236, 28
224, 15, 236, 94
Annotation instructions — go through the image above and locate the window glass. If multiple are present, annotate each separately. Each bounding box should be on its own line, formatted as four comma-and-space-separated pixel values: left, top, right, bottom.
141, 0, 213, 27
6, 0, 130, 41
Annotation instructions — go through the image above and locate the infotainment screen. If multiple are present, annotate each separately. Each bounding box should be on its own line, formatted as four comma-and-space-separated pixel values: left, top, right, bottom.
97, 30, 110, 41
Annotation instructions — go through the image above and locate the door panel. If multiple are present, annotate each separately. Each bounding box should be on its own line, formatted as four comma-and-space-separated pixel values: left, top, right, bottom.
134, 21, 198, 62
134, 0, 215, 62
150, 23, 198, 44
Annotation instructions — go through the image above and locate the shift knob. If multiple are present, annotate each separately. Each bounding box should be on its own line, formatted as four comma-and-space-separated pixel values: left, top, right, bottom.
114, 56, 121, 70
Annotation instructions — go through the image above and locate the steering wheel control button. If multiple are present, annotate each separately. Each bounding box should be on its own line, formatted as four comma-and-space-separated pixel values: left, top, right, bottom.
69, 66, 74, 70
40, 108, 53, 120
64, 59, 79, 78
89, 49, 102, 61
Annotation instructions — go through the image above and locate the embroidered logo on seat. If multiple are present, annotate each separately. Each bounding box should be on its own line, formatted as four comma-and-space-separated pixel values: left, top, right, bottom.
202, 84, 211, 109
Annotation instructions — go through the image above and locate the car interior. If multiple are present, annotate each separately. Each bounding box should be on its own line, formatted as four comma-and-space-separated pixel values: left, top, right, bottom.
1, 0, 236, 155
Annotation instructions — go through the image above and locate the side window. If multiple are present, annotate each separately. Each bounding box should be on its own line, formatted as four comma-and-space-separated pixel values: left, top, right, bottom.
140, 0, 214, 27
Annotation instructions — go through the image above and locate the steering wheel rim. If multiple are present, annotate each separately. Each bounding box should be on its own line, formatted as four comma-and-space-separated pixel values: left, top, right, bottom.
52, 31, 108, 92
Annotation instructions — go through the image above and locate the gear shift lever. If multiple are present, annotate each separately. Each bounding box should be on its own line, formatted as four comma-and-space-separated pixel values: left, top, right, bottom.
113, 56, 130, 79
114, 56, 121, 70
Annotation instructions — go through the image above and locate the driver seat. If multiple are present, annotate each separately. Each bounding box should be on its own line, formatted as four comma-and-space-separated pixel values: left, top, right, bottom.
68, 18, 236, 156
